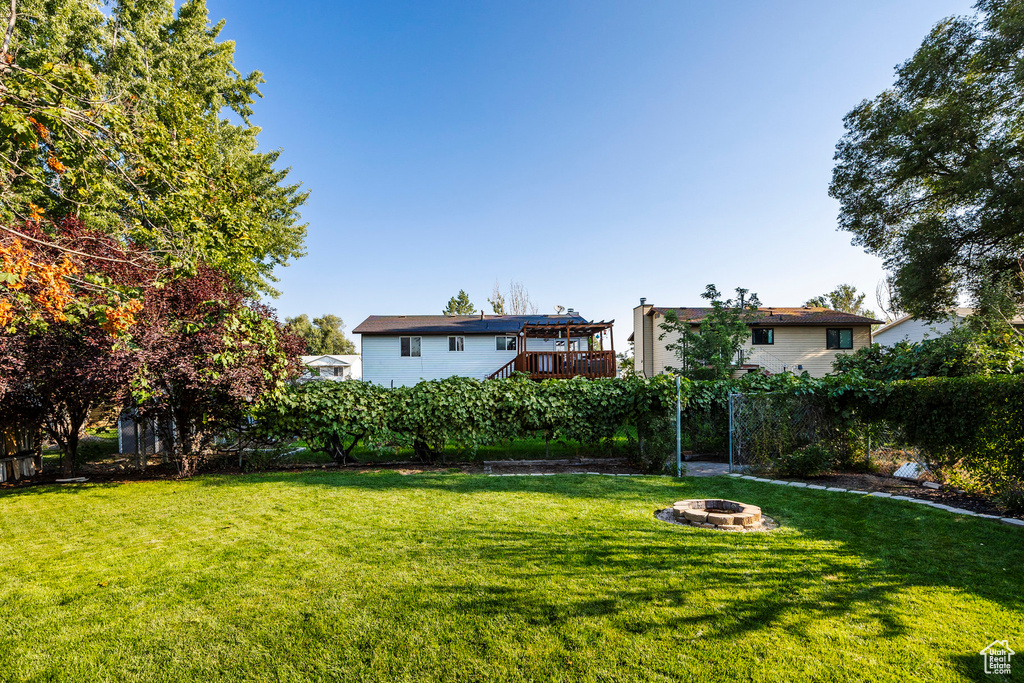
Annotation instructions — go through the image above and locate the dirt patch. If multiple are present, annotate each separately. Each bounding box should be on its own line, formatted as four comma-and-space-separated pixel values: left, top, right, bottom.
789, 472, 1022, 520
0, 457, 644, 489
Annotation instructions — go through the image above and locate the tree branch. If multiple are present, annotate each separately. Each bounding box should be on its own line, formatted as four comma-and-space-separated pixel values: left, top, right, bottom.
1, 0, 15, 59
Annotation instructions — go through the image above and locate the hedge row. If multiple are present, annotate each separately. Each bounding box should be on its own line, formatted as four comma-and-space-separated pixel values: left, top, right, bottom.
873, 376, 1024, 508
257, 374, 679, 468
257, 372, 1024, 506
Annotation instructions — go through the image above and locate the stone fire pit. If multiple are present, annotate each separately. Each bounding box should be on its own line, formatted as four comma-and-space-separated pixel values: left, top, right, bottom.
661, 499, 777, 532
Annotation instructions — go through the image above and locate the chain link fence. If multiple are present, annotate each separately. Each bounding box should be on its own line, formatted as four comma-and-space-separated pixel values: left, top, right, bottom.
728, 391, 929, 476
860, 420, 927, 477
728, 392, 838, 472
729, 391, 921, 475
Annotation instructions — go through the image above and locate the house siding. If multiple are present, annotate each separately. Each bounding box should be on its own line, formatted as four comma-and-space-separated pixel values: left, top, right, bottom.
645, 313, 871, 378
642, 308, 655, 377
736, 325, 871, 377
361, 335, 590, 387
873, 317, 958, 346
633, 306, 646, 377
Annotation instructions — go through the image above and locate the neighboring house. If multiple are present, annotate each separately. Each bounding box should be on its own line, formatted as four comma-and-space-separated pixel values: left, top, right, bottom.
300, 354, 362, 381
631, 298, 880, 378
353, 312, 616, 387
872, 307, 1024, 346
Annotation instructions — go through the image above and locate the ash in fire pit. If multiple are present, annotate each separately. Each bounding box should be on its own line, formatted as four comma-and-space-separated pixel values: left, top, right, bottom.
656, 499, 777, 532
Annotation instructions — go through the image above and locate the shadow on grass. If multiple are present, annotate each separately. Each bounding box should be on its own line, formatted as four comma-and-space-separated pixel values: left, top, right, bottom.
209, 471, 1024, 636
5, 468, 1021, 680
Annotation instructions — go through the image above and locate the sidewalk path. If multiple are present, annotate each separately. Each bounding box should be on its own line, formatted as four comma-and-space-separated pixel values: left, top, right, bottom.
685, 462, 730, 477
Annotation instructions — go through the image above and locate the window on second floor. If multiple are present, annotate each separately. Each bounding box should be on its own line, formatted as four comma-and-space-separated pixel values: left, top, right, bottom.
496, 335, 517, 351
751, 328, 774, 345
826, 328, 853, 350
448, 336, 464, 352
400, 336, 421, 357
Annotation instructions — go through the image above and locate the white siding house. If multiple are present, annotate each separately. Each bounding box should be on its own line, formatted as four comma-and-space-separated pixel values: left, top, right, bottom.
354, 314, 613, 387
300, 355, 362, 381
872, 308, 1024, 346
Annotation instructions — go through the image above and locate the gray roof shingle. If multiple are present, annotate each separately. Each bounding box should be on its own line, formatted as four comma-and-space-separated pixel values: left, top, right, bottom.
649, 307, 882, 326
353, 314, 588, 336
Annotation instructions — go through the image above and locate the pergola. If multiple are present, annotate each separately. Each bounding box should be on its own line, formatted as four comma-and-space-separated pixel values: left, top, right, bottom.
520, 320, 615, 352
488, 320, 617, 380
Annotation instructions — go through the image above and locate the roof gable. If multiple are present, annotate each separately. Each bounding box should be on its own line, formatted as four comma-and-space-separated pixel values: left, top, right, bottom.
301, 355, 352, 366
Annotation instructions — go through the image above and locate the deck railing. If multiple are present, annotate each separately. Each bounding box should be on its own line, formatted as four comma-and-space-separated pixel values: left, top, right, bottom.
520, 350, 616, 379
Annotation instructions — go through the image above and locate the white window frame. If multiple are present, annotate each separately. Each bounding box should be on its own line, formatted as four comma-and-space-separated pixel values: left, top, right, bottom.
400, 336, 421, 357
496, 336, 517, 351
448, 336, 465, 352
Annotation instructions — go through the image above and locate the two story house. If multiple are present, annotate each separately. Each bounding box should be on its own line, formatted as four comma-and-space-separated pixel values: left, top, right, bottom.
353, 312, 615, 387
631, 299, 879, 378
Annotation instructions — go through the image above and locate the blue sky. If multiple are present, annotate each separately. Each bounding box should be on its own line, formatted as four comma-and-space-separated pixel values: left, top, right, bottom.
210, 0, 975, 348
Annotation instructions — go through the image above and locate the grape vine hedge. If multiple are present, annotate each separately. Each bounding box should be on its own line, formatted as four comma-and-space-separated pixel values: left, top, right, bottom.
258, 372, 1024, 506
257, 374, 680, 469
874, 376, 1024, 509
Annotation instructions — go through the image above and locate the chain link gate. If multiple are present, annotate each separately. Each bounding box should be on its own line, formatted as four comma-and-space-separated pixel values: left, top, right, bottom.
728, 392, 844, 473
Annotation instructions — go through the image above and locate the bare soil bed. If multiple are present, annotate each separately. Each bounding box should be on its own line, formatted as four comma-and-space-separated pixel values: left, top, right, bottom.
790, 472, 1023, 520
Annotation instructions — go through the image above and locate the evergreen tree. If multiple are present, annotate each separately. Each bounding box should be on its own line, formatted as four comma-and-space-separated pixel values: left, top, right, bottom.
442, 290, 476, 316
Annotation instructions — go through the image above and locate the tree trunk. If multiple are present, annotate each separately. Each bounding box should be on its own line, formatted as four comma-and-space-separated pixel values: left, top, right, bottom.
413, 438, 434, 463
62, 429, 78, 478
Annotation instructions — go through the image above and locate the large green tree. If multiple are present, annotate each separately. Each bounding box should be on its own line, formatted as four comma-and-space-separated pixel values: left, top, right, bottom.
830, 0, 1024, 320
1, 0, 307, 296
286, 314, 357, 355
805, 284, 877, 318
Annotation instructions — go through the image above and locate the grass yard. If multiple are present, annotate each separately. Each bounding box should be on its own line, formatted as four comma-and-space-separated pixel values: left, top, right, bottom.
1, 473, 1021, 682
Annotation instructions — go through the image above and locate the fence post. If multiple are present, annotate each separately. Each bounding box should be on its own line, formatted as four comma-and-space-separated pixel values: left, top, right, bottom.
675, 375, 681, 477
728, 392, 735, 473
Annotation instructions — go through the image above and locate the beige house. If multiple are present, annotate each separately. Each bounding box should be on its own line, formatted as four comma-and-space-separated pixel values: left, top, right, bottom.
631, 299, 880, 378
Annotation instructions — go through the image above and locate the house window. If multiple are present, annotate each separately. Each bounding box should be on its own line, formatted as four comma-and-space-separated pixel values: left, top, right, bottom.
752, 328, 774, 345
448, 336, 464, 352
400, 336, 421, 357
496, 336, 517, 351
826, 328, 854, 350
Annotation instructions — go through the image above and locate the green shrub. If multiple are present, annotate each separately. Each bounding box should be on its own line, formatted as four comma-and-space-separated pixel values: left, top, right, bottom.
832, 327, 1024, 380
627, 414, 680, 474
871, 376, 1024, 510
770, 444, 838, 478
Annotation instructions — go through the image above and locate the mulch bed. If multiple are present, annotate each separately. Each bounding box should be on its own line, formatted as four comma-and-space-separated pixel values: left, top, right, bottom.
789, 472, 1023, 521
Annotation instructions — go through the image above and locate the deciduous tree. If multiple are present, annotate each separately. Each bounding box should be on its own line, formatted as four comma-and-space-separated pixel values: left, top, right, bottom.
830, 0, 1024, 319
805, 284, 877, 318
658, 285, 762, 380
0, 0, 308, 298
286, 313, 357, 355
133, 265, 303, 476
21, 321, 136, 476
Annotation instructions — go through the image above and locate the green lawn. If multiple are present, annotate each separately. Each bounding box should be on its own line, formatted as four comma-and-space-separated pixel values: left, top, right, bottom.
0, 473, 1020, 682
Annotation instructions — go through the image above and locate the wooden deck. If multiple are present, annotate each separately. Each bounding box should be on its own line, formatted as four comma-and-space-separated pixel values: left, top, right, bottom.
489, 350, 617, 380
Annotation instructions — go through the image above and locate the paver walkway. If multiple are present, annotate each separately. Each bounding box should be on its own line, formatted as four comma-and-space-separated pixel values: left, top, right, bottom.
685, 462, 730, 477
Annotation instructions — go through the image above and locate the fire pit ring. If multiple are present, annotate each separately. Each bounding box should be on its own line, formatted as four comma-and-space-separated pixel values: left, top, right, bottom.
658, 499, 778, 532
